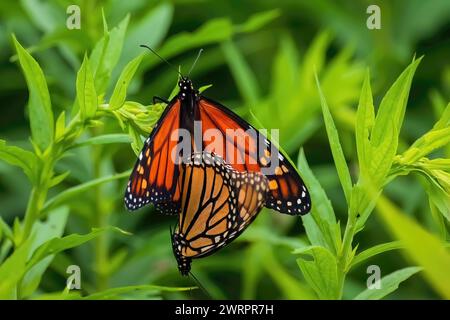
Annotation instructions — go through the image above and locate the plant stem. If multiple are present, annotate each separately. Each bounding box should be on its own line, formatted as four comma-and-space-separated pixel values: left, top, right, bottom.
337, 205, 358, 298
22, 187, 43, 242
93, 143, 109, 290
21, 155, 54, 244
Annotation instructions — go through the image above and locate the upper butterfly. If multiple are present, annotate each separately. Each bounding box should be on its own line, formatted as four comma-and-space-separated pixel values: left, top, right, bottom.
124, 76, 311, 216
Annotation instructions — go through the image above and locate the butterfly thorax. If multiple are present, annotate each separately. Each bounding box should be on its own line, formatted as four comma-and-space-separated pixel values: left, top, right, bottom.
179, 78, 199, 104
178, 77, 200, 134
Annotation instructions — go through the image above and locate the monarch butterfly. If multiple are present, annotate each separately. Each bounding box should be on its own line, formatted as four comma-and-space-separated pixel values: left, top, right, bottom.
171, 152, 268, 275
124, 75, 311, 216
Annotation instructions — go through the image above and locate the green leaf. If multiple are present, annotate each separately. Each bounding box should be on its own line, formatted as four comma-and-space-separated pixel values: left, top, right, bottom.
0, 217, 13, 243
297, 150, 341, 254
42, 170, 130, 212
27, 226, 130, 270
241, 243, 269, 299
422, 173, 450, 222
234, 9, 280, 33
402, 127, 450, 164
300, 32, 330, 89
104, 248, 128, 276
76, 55, 98, 120
371, 58, 422, 148
91, 15, 129, 94
109, 54, 143, 110
263, 247, 315, 299
119, 3, 172, 69
350, 241, 403, 270
433, 102, 450, 130
141, 9, 279, 74
369, 118, 397, 187
355, 70, 375, 181
20, 207, 69, 298
428, 198, 447, 239
316, 74, 353, 203
54, 111, 66, 141
239, 224, 307, 250
354, 267, 422, 300
198, 84, 213, 93
222, 39, 260, 106
150, 18, 233, 71
294, 246, 340, 299
128, 126, 143, 155
0, 140, 37, 183
82, 285, 193, 300
376, 195, 450, 299
31, 290, 81, 300
71, 134, 131, 149
49, 171, 70, 188
360, 58, 422, 189
12, 35, 54, 151
12, 218, 22, 247
0, 237, 33, 299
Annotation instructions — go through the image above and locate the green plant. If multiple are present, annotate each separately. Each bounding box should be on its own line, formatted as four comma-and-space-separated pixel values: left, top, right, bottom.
292, 58, 449, 299
0, 10, 286, 300
0, 4, 448, 300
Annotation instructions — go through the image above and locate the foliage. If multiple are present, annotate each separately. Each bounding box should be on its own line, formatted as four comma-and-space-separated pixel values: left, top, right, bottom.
293, 59, 449, 299
0, 1, 449, 300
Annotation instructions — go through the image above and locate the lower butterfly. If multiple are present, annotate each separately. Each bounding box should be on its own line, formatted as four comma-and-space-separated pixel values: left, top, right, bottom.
171, 152, 268, 275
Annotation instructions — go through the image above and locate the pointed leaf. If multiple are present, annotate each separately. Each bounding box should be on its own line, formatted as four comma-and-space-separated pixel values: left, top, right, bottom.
20, 207, 69, 298
351, 241, 403, 269
298, 150, 341, 254
316, 75, 353, 203
0, 140, 37, 183
109, 54, 143, 110
0, 238, 33, 299
27, 226, 130, 270
354, 267, 422, 300
222, 40, 260, 106
376, 195, 450, 299
82, 285, 193, 300
76, 55, 98, 120
91, 15, 130, 94
294, 246, 340, 299
12, 35, 54, 151
235, 9, 280, 33
355, 70, 375, 180
42, 171, 130, 212
371, 58, 422, 147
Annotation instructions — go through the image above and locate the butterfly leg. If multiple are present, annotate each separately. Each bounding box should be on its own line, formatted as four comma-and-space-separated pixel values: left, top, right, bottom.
153, 96, 170, 104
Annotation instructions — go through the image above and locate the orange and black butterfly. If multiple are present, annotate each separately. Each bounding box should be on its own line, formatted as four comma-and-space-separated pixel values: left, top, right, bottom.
171, 152, 268, 275
124, 76, 311, 216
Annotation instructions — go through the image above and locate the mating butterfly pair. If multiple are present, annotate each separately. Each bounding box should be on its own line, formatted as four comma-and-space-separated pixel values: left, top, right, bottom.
125, 77, 311, 275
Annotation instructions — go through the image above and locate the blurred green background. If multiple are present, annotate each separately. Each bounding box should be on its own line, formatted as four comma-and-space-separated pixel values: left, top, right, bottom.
0, 0, 449, 299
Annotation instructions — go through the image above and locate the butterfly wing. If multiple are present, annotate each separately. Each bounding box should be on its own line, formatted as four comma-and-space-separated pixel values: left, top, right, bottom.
197, 97, 311, 215
124, 99, 182, 214
171, 152, 268, 275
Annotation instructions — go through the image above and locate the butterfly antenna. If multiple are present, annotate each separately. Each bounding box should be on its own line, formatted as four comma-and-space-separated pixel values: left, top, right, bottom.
187, 48, 204, 77
140, 44, 184, 79
189, 271, 212, 299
